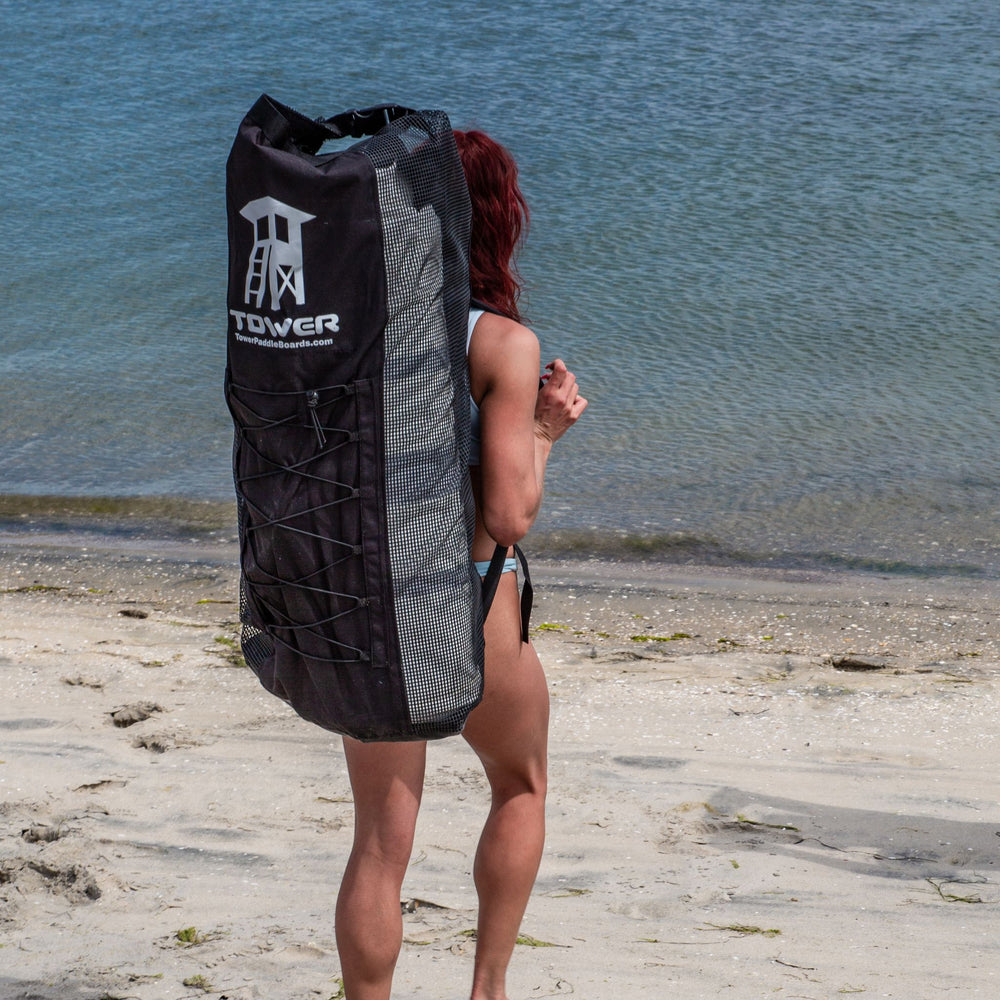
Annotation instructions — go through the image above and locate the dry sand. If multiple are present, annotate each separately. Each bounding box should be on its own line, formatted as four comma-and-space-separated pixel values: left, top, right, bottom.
1, 533, 998, 999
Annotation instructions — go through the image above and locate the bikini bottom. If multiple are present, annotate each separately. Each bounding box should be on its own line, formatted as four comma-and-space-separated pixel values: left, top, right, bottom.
474, 556, 517, 577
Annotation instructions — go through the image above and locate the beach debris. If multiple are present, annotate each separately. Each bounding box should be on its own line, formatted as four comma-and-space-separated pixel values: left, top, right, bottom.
630, 632, 693, 642
1, 583, 65, 594
109, 701, 162, 728
174, 925, 223, 946
774, 958, 817, 971
734, 814, 801, 833
182, 974, 213, 992
934, 673, 975, 684
401, 897, 450, 913
830, 655, 888, 671
62, 674, 104, 689
118, 607, 149, 619
925, 876, 990, 904
132, 732, 198, 754
133, 735, 170, 753
516, 933, 564, 947
210, 634, 247, 668
21, 823, 66, 843
459, 928, 565, 947
167, 617, 214, 628
703, 922, 781, 937
74, 778, 128, 792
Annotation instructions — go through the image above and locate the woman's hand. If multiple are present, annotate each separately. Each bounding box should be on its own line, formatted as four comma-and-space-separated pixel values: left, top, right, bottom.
534, 359, 587, 444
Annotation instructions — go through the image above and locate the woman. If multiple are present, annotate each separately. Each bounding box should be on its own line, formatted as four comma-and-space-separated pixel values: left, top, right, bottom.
334, 128, 587, 1000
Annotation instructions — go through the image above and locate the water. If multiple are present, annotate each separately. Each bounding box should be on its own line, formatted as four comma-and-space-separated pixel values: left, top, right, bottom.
2, 0, 998, 576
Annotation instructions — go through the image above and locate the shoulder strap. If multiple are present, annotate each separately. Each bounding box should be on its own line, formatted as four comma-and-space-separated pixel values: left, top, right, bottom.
479, 544, 508, 618
470, 298, 502, 316
512, 544, 533, 644
479, 543, 534, 645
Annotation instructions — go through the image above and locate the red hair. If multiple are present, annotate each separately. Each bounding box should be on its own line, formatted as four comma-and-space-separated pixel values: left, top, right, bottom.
453, 129, 529, 322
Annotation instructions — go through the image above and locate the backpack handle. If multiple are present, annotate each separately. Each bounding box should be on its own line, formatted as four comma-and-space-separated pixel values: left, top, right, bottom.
246, 94, 416, 155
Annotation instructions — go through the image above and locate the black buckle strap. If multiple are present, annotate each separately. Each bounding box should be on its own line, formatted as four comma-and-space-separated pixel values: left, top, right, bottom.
479, 543, 533, 645
479, 544, 508, 618
514, 544, 533, 645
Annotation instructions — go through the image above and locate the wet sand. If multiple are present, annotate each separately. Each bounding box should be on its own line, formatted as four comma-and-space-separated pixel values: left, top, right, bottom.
1, 533, 998, 999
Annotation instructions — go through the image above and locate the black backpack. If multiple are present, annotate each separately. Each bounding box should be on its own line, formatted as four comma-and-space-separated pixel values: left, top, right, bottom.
225, 95, 528, 742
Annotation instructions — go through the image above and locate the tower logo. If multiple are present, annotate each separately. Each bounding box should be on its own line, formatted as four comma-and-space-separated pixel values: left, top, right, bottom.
240, 197, 316, 310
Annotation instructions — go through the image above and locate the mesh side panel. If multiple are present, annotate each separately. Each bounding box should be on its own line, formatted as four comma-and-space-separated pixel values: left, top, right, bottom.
366, 117, 479, 727
236, 490, 275, 674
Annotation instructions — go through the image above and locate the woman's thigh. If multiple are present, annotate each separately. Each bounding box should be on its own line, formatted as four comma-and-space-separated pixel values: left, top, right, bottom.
342, 737, 427, 860
462, 571, 549, 785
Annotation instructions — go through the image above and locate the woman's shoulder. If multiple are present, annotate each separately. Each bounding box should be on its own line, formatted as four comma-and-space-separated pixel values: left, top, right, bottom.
470, 310, 538, 356
468, 311, 540, 401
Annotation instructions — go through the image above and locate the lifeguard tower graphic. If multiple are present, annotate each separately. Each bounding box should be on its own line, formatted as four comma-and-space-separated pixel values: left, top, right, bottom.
240, 197, 316, 311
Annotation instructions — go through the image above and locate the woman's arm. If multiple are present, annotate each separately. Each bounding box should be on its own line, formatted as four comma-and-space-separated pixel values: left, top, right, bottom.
469, 313, 587, 546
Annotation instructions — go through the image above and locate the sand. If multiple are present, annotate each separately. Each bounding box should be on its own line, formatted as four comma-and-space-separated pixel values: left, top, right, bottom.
1, 532, 998, 999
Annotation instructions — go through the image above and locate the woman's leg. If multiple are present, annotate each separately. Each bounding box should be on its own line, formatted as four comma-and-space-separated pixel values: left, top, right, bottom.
335, 738, 427, 1000
462, 571, 550, 1000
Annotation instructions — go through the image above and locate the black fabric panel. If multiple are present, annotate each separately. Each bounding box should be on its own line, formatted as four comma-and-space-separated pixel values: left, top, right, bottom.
226, 103, 407, 737
226, 139, 387, 390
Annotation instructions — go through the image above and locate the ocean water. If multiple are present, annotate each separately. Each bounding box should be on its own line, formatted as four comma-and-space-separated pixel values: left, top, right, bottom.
2, 0, 998, 576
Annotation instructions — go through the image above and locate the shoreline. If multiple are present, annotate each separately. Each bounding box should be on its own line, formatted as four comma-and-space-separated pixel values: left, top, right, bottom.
2, 523, 999, 998
1, 492, 996, 581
